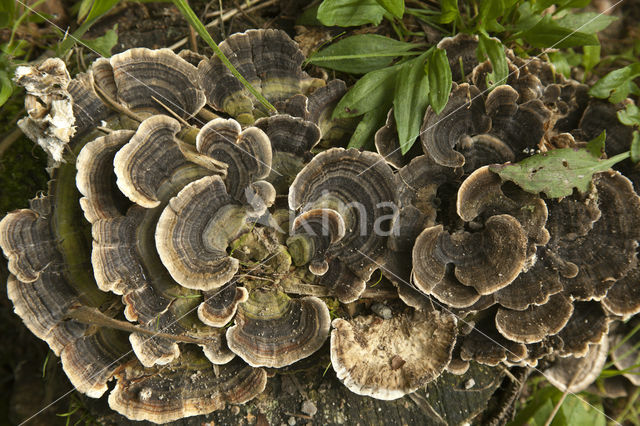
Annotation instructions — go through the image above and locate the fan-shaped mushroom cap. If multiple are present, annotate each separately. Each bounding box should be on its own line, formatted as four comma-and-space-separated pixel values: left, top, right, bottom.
412, 216, 527, 296
254, 114, 321, 192
110, 48, 205, 118
156, 175, 249, 291
544, 341, 609, 393
436, 34, 479, 81
430, 274, 481, 309
196, 118, 273, 210
198, 282, 249, 327
420, 83, 491, 167
457, 166, 550, 248
495, 293, 573, 344
108, 354, 267, 423
603, 267, 640, 317
114, 115, 192, 208
330, 309, 456, 400
289, 148, 398, 289
67, 71, 111, 140
313, 258, 366, 304
226, 290, 330, 368
61, 329, 133, 398
459, 134, 515, 174
460, 318, 527, 366
198, 29, 321, 123
556, 301, 610, 357
580, 100, 633, 156
76, 130, 135, 223
555, 171, 640, 301
374, 109, 408, 169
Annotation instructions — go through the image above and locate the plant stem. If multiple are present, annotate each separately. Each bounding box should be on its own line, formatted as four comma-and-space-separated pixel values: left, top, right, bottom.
171, 0, 277, 114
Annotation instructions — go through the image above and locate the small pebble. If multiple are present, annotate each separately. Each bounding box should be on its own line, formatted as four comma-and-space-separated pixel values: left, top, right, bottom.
371, 303, 392, 319
301, 399, 317, 417
288, 416, 297, 425
465, 378, 475, 389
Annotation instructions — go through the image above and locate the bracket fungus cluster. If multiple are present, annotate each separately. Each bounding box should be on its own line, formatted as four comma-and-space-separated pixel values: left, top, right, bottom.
3, 29, 640, 423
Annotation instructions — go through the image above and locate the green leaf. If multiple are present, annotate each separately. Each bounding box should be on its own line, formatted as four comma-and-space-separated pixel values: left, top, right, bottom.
0, 69, 13, 107
394, 53, 429, 154
631, 131, 640, 163
307, 34, 418, 74
589, 64, 640, 101
77, 0, 94, 23
478, 34, 509, 88
333, 64, 400, 119
509, 386, 561, 426
582, 45, 600, 76
375, 0, 404, 18
489, 148, 630, 199
296, 4, 322, 25
81, 25, 118, 57
82, 0, 120, 25
317, 0, 386, 27
618, 103, 640, 127
586, 130, 606, 158
555, 12, 617, 34
439, 0, 458, 24
518, 15, 599, 48
556, 395, 606, 426
477, 0, 517, 32
427, 48, 452, 114
347, 105, 389, 149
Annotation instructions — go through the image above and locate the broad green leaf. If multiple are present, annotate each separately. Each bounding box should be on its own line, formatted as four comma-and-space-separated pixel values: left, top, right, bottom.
427, 48, 452, 114
582, 45, 600, 76
477, 0, 517, 32
333, 64, 400, 119
375, 0, 404, 18
531, 0, 590, 13
0, 70, 13, 107
81, 25, 118, 57
394, 53, 429, 154
617, 103, 640, 127
82, 0, 120, 25
307, 34, 418, 74
631, 131, 640, 163
555, 12, 617, 34
478, 34, 508, 88
317, 0, 386, 27
347, 105, 389, 149
509, 386, 561, 426
518, 15, 599, 48
586, 130, 606, 158
589, 64, 640, 101
490, 147, 629, 199
556, 395, 606, 426
439, 0, 458, 24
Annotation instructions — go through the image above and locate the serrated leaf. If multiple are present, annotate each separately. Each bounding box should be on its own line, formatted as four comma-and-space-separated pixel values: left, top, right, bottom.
586, 130, 606, 158
375, 0, 404, 18
394, 53, 429, 154
518, 15, 599, 48
631, 131, 640, 163
307, 34, 418, 74
555, 12, 617, 34
427, 48, 452, 115
478, 34, 508, 88
317, 0, 386, 27
81, 25, 118, 57
333, 64, 400, 119
589, 64, 640, 101
489, 147, 630, 199
439, 0, 458, 24
0, 70, 13, 107
347, 105, 389, 149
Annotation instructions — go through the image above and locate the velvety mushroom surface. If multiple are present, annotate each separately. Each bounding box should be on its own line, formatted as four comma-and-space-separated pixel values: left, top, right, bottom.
3, 24, 640, 425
